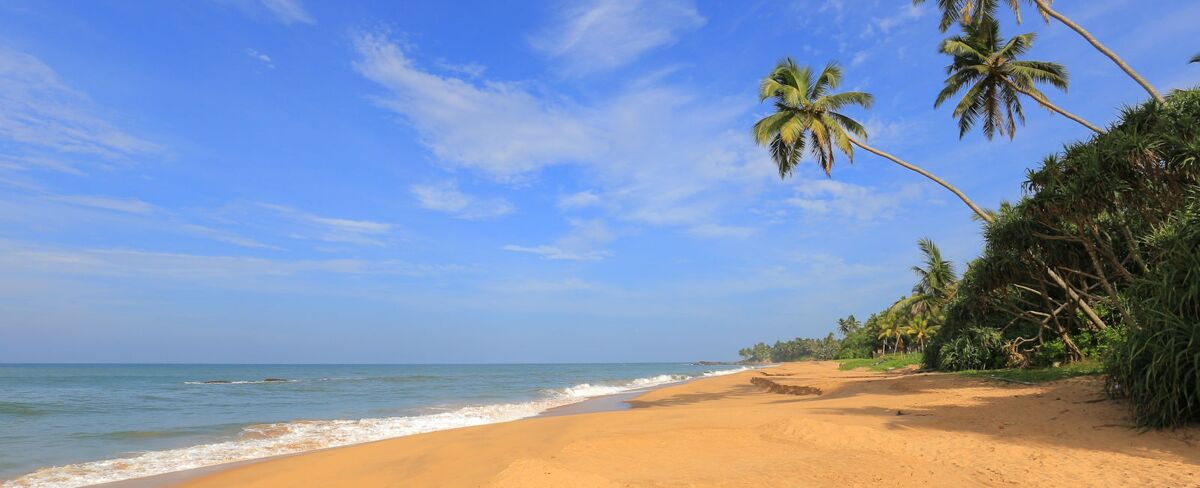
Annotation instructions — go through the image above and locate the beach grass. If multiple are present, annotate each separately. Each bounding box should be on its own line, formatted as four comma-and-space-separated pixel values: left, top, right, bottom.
958, 359, 1104, 384
837, 353, 923, 372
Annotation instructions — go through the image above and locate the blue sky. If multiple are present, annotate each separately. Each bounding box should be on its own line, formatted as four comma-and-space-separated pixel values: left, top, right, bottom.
1, 0, 1196, 363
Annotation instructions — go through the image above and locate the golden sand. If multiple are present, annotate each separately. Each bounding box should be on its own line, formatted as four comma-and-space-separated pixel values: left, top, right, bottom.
176, 361, 1199, 487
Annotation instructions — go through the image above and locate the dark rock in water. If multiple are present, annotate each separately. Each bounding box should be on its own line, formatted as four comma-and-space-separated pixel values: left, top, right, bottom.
202, 380, 232, 384
262, 378, 288, 382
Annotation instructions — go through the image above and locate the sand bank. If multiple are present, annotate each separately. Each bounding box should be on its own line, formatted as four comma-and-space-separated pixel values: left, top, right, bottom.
174, 361, 1199, 487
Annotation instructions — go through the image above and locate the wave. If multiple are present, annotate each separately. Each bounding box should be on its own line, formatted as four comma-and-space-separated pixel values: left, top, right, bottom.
3, 367, 751, 488
183, 379, 296, 385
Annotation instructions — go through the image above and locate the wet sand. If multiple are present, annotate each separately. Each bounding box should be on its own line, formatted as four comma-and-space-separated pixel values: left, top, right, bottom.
167, 361, 1199, 487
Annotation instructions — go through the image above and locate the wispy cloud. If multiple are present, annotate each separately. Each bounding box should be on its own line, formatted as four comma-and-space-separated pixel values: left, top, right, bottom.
503, 218, 615, 261
784, 179, 927, 221
688, 223, 756, 239
354, 33, 599, 179
870, 2, 925, 34
254, 203, 398, 246
529, 0, 706, 74
0, 47, 160, 173
355, 33, 780, 239
410, 181, 514, 220
501, 244, 611, 261
557, 190, 604, 209
245, 48, 274, 68
48, 194, 157, 214
258, 0, 314, 25
0, 240, 458, 280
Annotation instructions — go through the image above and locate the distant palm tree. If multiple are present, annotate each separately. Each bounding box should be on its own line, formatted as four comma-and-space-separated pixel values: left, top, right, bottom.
936, 18, 1102, 137
753, 59, 992, 222
906, 317, 940, 352
912, 0, 1165, 103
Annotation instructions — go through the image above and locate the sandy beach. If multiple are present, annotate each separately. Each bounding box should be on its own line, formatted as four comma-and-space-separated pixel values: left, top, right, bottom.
172, 362, 1199, 487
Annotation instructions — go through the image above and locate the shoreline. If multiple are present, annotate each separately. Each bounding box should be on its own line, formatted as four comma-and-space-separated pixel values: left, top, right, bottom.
87, 369, 733, 488
170, 361, 1198, 487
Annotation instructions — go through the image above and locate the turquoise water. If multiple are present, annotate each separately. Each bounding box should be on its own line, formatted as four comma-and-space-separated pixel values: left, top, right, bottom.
0, 363, 746, 487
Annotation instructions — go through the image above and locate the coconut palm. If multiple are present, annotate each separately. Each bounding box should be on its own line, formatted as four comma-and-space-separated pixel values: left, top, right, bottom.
753, 59, 992, 221
906, 317, 940, 352
912, 0, 1164, 103
936, 18, 1102, 137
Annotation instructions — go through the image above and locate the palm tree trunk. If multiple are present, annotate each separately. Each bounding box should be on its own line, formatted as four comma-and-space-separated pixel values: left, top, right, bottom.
849, 138, 1111, 331
1032, 0, 1165, 104
1002, 78, 1104, 134
849, 139, 992, 222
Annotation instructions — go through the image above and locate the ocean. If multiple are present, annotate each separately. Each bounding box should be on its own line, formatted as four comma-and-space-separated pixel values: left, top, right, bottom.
0, 363, 748, 487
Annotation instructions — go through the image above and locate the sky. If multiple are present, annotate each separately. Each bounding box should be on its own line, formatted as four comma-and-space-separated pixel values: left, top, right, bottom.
0, 0, 1197, 363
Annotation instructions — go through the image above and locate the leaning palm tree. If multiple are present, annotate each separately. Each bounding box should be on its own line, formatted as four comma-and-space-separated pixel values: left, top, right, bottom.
913, 0, 1165, 103
753, 59, 992, 221
936, 18, 1102, 136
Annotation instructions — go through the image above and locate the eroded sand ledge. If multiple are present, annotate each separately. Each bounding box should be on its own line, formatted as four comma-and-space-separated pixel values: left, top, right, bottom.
175, 361, 1199, 487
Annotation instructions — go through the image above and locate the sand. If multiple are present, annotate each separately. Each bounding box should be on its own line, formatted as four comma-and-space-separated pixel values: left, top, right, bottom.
175, 361, 1199, 487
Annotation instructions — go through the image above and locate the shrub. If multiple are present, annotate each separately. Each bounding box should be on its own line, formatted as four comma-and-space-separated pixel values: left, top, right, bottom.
1105, 199, 1200, 428
937, 327, 1005, 371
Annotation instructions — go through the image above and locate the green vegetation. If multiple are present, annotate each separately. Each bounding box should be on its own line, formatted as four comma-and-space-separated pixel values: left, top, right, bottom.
838, 353, 924, 372
960, 360, 1103, 384
743, 4, 1197, 428
738, 333, 840, 363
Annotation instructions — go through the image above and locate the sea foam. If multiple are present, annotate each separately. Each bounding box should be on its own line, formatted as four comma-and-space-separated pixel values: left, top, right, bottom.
3, 367, 750, 488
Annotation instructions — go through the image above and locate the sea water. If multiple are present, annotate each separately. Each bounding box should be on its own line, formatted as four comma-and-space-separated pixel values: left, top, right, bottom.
0, 363, 748, 487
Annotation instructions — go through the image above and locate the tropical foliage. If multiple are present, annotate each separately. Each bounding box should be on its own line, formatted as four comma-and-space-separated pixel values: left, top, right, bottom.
936, 18, 1100, 137
748, 4, 1197, 428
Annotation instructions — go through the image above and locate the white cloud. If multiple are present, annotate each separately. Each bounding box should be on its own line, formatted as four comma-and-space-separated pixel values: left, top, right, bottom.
557, 190, 604, 209
872, 3, 925, 33
410, 181, 514, 220
530, 0, 706, 74
356, 34, 782, 240
49, 195, 157, 214
258, 0, 314, 25
688, 223, 756, 239
503, 218, 615, 261
254, 203, 398, 246
785, 179, 926, 221
0, 240, 458, 280
245, 48, 274, 68
0, 47, 159, 172
850, 49, 870, 67
354, 33, 599, 179
501, 244, 611, 261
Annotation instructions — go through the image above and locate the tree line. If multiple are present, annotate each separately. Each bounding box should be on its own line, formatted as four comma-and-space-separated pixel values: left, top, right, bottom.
746, 1, 1199, 428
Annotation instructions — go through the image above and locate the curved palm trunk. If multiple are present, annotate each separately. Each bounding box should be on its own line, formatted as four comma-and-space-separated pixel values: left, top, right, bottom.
849, 138, 1110, 330
1032, 0, 1165, 104
1003, 78, 1104, 134
849, 139, 993, 222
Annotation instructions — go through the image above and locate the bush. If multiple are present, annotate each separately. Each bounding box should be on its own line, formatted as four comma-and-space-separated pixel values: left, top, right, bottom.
937, 327, 1005, 371
1105, 200, 1200, 428
1034, 339, 1068, 367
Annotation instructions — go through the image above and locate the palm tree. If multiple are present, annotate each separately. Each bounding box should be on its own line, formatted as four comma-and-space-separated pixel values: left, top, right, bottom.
753, 59, 992, 222
936, 18, 1102, 137
906, 316, 940, 352
892, 238, 959, 317
912, 0, 1165, 103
